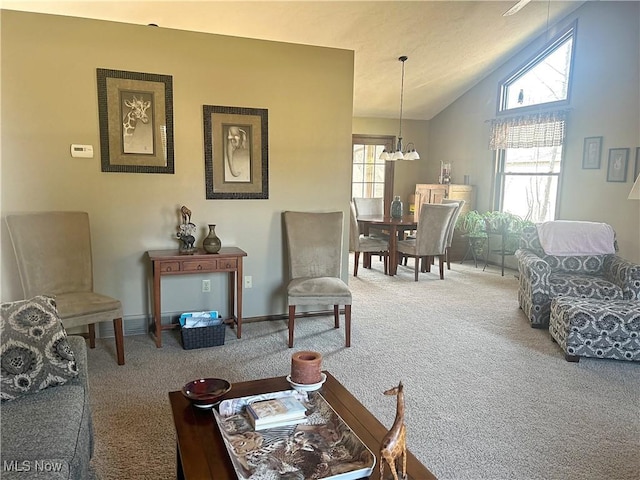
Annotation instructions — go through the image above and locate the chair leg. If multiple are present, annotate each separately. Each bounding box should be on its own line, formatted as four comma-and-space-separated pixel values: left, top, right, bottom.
446, 248, 451, 270
439, 255, 445, 279
88, 323, 96, 349
288, 305, 296, 348
414, 258, 419, 281
354, 251, 360, 276
383, 254, 388, 274
113, 317, 125, 365
334, 305, 340, 328
344, 304, 351, 347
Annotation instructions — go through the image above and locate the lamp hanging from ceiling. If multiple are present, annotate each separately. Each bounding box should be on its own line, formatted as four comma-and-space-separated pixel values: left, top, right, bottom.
379, 56, 420, 161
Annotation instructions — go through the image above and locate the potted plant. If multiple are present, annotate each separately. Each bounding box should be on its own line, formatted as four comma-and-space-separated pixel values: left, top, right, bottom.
453, 210, 487, 261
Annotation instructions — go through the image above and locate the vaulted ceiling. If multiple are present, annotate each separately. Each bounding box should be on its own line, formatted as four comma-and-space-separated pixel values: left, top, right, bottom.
3, 1, 585, 120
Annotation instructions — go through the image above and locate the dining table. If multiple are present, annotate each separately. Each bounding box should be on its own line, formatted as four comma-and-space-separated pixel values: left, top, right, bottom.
357, 214, 418, 276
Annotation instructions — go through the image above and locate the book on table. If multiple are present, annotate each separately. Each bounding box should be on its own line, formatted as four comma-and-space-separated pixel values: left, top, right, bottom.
245, 395, 307, 430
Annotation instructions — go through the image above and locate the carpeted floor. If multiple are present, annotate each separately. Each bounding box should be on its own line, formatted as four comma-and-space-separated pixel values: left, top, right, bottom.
86, 257, 640, 480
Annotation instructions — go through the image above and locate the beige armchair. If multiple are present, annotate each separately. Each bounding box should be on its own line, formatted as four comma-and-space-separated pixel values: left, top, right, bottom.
397, 203, 457, 281
6, 212, 125, 365
283, 211, 352, 348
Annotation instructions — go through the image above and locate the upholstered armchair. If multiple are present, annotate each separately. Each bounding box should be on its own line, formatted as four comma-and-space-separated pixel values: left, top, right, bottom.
516, 223, 640, 327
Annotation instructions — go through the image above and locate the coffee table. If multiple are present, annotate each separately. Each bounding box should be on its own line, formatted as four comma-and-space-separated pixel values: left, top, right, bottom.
169, 371, 436, 480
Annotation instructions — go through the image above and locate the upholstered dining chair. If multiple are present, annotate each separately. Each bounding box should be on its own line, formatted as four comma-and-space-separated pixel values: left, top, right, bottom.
348, 202, 388, 276
5, 211, 125, 365
441, 199, 465, 270
283, 211, 352, 348
352, 197, 388, 238
396, 203, 458, 281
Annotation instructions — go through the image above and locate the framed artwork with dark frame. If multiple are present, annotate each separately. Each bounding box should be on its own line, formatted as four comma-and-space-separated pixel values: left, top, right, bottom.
203, 105, 269, 199
606, 147, 629, 183
582, 136, 602, 169
634, 147, 640, 181
97, 68, 174, 173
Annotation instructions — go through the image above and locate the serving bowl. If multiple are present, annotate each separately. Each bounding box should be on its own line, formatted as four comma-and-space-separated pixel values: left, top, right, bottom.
182, 378, 231, 408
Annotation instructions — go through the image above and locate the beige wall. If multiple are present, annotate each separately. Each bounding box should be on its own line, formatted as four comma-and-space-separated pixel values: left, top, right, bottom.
428, 1, 640, 263
0, 11, 355, 325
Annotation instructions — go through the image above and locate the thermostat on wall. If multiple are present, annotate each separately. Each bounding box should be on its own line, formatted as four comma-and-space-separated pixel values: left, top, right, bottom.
70, 144, 94, 158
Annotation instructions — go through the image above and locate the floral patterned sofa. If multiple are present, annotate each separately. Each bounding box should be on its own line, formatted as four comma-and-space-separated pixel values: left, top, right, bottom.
516, 224, 640, 327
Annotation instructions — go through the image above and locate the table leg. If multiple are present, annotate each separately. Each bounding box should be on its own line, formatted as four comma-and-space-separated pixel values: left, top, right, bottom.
388, 226, 399, 275
237, 258, 243, 338
152, 262, 162, 348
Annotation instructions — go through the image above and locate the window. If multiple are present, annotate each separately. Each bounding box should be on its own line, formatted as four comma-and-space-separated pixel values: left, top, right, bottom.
491, 23, 575, 223
351, 135, 394, 202
499, 26, 574, 113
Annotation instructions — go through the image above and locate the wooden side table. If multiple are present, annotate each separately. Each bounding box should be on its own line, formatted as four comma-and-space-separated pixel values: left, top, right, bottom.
147, 247, 247, 347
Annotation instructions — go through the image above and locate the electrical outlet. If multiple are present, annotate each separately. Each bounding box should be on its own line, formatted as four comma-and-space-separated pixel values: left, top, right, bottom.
244, 276, 252, 289
202, 279, 211, 292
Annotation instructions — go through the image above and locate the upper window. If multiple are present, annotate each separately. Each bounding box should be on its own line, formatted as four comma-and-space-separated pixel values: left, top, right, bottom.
499, 24, 575, 113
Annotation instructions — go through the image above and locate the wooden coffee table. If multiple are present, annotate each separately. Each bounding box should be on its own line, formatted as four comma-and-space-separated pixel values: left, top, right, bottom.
169, 371, 436, 479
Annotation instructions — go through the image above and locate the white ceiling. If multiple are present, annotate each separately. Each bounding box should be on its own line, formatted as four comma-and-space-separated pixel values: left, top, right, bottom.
2, 0, 586, 120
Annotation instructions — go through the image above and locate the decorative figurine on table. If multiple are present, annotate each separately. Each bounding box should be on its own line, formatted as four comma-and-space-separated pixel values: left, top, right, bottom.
380, 381, 407, 480
177, 205, 196, 254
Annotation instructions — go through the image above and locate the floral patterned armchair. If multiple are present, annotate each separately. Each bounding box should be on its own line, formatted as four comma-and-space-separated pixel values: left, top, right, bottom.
516, 225, 640, 327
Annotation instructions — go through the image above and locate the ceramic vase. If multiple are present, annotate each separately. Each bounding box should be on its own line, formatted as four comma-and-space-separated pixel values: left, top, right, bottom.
202, 224, 221, 254
391, 196, 403, 219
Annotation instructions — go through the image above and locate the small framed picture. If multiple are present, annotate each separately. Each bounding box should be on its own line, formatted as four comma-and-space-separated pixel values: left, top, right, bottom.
634, 147, 640, 180
582, 136, 602, 169
606, 148, 629, 182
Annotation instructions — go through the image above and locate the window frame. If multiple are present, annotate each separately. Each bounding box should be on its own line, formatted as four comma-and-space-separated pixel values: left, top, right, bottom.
493, 147, 564, 221
496, 21, 577, 117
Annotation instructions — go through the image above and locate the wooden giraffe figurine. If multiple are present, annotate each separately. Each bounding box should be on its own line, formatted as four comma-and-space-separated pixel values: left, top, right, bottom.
380, 381, 407, 480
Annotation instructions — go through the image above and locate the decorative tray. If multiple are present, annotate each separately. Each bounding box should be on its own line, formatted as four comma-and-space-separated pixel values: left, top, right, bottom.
213, 389, 376, 480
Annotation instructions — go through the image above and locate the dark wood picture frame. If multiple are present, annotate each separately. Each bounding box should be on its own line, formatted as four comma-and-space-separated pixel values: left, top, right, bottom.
606, 147, 629, 183
203, 105, 268, 199
97, 68, 174, 174
582, 136, 602, 169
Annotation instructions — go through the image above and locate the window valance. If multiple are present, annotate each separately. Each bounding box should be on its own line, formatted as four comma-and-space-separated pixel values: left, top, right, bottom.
489, 110, 568, 150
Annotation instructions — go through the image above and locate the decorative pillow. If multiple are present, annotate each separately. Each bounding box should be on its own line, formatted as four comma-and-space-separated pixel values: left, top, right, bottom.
0, 295, 78, 402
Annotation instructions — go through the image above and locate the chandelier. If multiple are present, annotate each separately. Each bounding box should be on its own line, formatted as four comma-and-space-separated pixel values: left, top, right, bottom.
379, 56, 420, 161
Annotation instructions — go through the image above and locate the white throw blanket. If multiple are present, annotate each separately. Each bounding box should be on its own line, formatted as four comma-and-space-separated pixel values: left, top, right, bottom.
536, 221, 615, 256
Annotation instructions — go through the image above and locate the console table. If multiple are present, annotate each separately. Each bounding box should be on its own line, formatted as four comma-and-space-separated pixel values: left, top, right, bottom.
147, 247, 247, 347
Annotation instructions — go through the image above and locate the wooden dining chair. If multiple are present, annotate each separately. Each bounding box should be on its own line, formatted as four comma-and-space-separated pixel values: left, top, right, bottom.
283, 211, 352, 348
5, 212, 125, 365
396, 203, 458, 281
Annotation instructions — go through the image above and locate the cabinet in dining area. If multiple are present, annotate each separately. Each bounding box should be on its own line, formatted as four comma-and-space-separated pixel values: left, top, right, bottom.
414, 184, 476, 217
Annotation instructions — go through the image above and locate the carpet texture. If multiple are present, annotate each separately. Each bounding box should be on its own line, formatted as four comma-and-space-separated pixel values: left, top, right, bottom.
86, 257, 640, 480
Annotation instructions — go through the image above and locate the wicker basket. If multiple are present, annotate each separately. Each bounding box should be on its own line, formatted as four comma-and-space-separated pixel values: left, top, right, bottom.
181, 323, 226, 350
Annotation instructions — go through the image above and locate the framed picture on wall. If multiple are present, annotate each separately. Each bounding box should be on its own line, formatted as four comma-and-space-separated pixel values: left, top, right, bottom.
97, 68, 174, 173
606, 147, 629, 182
582, 136, 602, 169
635, 147, 640, 180
203, 105, 269, 199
